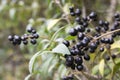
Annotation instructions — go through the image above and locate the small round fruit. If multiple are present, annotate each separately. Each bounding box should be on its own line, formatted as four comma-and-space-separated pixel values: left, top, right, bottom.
33, 33, 39, 39
89, 12, 97, 19
63, 40, 70, 47
75, 8, 81, 16
84, 54, 90, 61
30, 39, 37, 45
105, 55, 110, 61
112, 54, 116, 59
31, 29, 36, 34
75, 56, 83, 65
8, 35, 13, 41
69, 28, 78, 36
23, 40, 28, 45
27, 27, 33, 33
76, 64, 83, 71
99, 47, 104, 52
66, 55, 74, 62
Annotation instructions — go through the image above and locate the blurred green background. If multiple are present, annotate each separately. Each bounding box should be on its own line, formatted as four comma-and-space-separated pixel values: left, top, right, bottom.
0, 0, 120, 80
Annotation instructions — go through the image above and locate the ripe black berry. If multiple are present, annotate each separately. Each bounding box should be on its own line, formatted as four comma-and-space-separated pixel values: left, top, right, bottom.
99, 20, 104, 26
69, 6, 74, 12
89, 12, 97, 19
75, 8, 81, 16
105, 55, 110, 61
99, 47, 104, 52
69, 28, 77, 36
84, 54, 90, 61
27, 27, 33, 33
66, 55, 74, 62
83, 22, 88, 27
33, 33, 39, 39
76, 64, 83, 71
14, 35, 21, 41
21, 36, 26, 41
75, 25, 85, 32
31, 29, 36, 34
70, 12, 75, 16
23, 40, 28, 45
30, 39, 37, 45
112, 54, 116, 59
114, 13, 120, 18
75, 56, 83, 65
63, 40, 70, 47
77, 33, 84, 40
89, 42, 97, 49
8, 35, 13, 41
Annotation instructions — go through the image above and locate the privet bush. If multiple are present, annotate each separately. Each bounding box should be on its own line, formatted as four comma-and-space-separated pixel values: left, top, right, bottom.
8, 0, 120, 80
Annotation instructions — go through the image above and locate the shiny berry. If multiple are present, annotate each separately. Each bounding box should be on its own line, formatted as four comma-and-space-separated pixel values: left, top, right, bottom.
69, 28, 77, 36
114, 13, 120, 18
75, 8, 81, 16
76, 64, 83, 71
63, 40, 70, 47
89, 12, 97, 19
112, 54, 116, 59
99, 47, 104, 52
75, 56, 83, 65
8, 35, 13, 41
99, 20, 104, 26
66, 56, 74, 62
32, 29, 36, 34
77, 33, 84, 40
69, 6, 74, 12
32, 33, 39, 39
27, 27, 33, 33
84, 54, 90, 61
22, 40, 28, 45
30, 39, 37, 44
105, 55, 110, 61
70, 12, 75, 16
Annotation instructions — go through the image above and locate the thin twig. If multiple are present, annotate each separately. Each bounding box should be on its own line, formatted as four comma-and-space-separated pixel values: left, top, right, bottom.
93, 28, 120, 41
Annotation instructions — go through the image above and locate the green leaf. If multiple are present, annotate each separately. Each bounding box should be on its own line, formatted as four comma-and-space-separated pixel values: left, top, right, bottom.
58, 64, 68, 78
65, 35, 76, 40
48, 56, 59, 73
47, 19, 61, 30
52, 43, 70, 55
112, 61, 120, 76
29, 50, 52, 74
92, 64, 99, 75
29, 51, 43, 74
41, 55, 55, 76
99, 59, 105, 76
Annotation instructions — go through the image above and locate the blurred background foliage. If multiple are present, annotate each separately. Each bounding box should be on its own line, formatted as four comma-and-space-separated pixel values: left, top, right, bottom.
0, 0, 120, 80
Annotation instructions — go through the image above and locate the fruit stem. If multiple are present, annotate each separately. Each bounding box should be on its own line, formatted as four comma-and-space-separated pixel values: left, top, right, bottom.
94, 28, 120, 40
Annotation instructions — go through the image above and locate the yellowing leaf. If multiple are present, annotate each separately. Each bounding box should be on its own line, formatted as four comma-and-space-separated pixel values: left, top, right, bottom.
99, 59, 105, 76
90, 53, 96, 62
63, 3, 73, 14
47, 19, 61, 30
111, 40, 120, 49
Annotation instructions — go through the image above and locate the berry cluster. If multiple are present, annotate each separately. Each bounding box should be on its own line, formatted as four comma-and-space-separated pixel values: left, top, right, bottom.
8, 27, 39, 45
63, 6, 120, 77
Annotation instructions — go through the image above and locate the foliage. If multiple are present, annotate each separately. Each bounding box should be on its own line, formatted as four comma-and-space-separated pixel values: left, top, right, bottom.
1, 0, 120, 80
